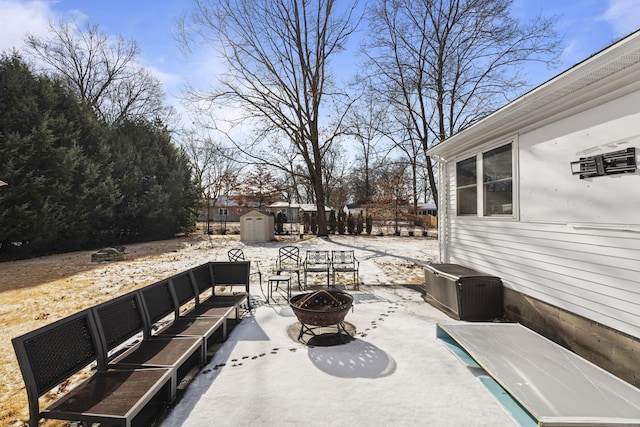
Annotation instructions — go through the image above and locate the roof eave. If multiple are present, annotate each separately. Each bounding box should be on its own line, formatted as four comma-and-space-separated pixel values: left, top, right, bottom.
428, 30, 640, 161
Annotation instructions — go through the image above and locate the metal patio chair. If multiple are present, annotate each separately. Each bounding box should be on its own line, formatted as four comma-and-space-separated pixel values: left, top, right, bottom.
228, 248, 262, 287
304, 250, 331, 289
331, 250, 360, 289
276, 245, 302, 290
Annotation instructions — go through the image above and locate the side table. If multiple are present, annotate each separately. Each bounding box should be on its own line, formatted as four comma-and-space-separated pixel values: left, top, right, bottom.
268, 274, 291, 303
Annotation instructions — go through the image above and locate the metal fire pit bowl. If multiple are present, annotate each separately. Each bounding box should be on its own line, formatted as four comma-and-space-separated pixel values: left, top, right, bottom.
290, 289, 353, 344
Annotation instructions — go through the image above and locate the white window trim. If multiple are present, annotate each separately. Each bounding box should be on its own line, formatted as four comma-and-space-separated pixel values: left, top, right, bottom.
454, 135, 519, 220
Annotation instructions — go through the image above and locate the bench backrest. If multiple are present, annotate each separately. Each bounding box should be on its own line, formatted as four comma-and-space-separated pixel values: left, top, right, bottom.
190, 263, 213, 295
170, 270, 198, 308
210, 261, 250, 287
92, 291, 147, 354
12, 310, 103, 421
139, 280, 178, 335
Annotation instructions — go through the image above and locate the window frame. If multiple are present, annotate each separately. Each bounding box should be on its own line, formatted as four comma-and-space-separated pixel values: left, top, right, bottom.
454, 136, 519, 219
455, 156, 478, 216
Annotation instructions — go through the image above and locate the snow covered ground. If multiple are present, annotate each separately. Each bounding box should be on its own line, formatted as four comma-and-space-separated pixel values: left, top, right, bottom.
2, 233, 518, 426
156, 235, 518, 427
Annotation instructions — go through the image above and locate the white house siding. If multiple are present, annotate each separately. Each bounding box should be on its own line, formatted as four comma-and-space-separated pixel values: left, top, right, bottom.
441, 91, 640, 340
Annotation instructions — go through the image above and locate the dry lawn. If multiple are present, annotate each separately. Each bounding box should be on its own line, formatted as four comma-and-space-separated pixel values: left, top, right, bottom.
0, 232, 431, 426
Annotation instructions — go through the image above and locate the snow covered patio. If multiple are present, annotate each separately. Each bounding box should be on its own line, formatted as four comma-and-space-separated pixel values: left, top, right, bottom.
160, 284, 518, 427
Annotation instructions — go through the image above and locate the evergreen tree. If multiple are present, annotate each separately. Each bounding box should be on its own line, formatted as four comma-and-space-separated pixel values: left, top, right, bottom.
108, 119, 200, 242
337, 209, 346, 235
347, 212, 355, 235
356, 213, 364, 235
328, 209, 337, 234
0, 54, 200, 259
0, 53, 117, 258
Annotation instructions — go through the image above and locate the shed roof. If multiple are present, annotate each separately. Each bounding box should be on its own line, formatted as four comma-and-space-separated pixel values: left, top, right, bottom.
240, 209, 271, 218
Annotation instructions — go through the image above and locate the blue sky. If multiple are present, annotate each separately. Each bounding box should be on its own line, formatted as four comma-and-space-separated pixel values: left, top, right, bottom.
1, 0, 640, 125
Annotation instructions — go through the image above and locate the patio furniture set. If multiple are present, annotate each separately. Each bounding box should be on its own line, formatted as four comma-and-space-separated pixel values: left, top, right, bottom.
230, 246, 360, 304
226, 246, 359, 303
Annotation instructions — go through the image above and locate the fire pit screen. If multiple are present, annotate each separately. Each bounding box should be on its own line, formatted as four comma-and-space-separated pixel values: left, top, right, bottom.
290, 289, 353, 344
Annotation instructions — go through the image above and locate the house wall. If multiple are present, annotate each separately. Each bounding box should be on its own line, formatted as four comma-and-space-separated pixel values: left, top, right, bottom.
439, 89, 640, 384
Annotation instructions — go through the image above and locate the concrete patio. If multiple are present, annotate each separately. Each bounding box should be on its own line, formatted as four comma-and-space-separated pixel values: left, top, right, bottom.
159, 285, 518, 427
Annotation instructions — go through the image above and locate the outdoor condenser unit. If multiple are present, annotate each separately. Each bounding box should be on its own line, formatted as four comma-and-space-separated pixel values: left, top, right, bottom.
424, 263, 503, 321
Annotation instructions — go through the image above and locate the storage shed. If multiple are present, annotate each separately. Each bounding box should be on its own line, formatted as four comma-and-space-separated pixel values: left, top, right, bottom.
428, 30, 640, 386
240, 210, 274, 242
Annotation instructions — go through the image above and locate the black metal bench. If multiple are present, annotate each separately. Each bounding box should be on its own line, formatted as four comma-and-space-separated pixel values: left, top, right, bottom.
210, 261, 252, 309
91, 291, 203, 403
189, 262, 250, 317
12, 262, 252, 426
139, 277, 227, 359
12, 309, 173, 427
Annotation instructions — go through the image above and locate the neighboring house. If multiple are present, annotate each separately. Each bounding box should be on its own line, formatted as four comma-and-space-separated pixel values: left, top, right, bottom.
428, 31, 640, 386
345, 204, 366, 217
298, 203, 332, 221
201, 196, 258, 222
267, 201, 300, 222
417, 202, 437, 216
267, 202, 332, 222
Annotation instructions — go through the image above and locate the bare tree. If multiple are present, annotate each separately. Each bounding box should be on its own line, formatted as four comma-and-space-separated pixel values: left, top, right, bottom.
179, 0, 360, 235
244, 165, 283, 209
321, 143, 350, 209
363, 0, 561, 206
389, 113, 425, 214
26, 19, 168, 124
183, 132, 242, 200
343, 89, 390, 205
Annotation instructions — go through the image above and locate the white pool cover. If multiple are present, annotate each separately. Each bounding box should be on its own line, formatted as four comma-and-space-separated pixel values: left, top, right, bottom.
437, 323, 640, 426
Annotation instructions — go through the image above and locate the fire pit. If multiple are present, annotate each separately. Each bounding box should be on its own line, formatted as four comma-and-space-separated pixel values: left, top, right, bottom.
290, 289, 353, 343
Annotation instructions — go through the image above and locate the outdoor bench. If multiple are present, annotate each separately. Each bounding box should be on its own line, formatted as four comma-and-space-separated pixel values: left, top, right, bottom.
92, 290, 204, 403
191, 261, 251, 316
210, 261, 252, 309
12, 260, 252, 427
12, 309, 173, 427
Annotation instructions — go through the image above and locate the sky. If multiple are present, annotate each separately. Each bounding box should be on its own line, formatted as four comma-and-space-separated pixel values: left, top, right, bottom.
1, 0, 640, 130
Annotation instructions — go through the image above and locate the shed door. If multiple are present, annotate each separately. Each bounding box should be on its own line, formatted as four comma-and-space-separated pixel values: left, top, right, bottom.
244, 217, 264, 241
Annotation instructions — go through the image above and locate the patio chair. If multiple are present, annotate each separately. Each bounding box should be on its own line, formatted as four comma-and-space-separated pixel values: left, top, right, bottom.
276, 245, 302, 290
331, 250, 360, 289
228, 248, 262, 288
304, 250, 331, 289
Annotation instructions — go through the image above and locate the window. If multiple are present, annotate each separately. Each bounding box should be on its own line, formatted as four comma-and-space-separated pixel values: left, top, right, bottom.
218, 208, 228, 216
483, 143, 512, 215
456, 141, 514, 217
456, 156, 477, 215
